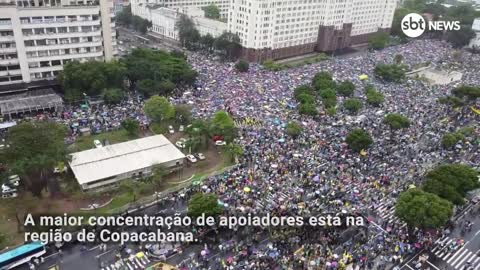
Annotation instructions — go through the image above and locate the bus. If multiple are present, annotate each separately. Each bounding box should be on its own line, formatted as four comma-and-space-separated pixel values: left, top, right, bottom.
0, 241, 46, 269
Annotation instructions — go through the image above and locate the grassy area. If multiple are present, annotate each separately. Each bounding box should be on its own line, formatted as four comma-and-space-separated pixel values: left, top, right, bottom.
68, 129, 136, 152
96, 193, 134, 214
279, 53, 329, 67
150, 123, 166, 135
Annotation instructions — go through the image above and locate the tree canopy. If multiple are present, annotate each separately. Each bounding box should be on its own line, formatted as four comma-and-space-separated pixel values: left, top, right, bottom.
374, 64, 406, 82
176, 15, 201, 49
365, 85, 385, 107
103, 88, 124, 104
441, 132, 464, 149
368, 32, 389, 50
144, 96, 175, 123
346, 129, 373, 153
395, 189, 453, 230
286, 121, 303, 138
121, 119, 140, 136
122, 48, 197, 88
202, 4, 221, 19
343, 98, 363, 114
59, 61, 126, 102
209, 111, 236, 142
3, 122, 67, 197
446, 26, 475, 48
383, 113, 411, 131
336, 81, 355, 97
214, 32, 242, 60
188, 193, 223, 217
422, 164, 479, 205
235, 60, 249, 72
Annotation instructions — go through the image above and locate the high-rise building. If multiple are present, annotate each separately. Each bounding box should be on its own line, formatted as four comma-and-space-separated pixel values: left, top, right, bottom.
470, 18, 480, 48
0, 0, 117, 86
229, 0, 397, 61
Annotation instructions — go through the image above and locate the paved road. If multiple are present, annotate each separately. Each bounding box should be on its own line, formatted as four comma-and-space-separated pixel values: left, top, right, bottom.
399, 204, 480, 270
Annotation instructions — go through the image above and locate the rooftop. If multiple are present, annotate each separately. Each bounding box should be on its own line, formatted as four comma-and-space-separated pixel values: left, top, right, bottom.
69, 135, 186, 185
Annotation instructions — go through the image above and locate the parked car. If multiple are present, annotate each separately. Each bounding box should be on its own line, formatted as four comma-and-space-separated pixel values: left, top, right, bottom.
93, 140, 103, 148
168, 125, 175, 134
176, 138, 187, 149
186, 155, 197, 163
215, 140, 226, 146
179, 125, 184, 132
196, 153, 206, 160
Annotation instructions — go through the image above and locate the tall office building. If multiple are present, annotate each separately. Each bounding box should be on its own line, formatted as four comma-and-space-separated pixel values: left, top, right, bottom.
0, 0, 117, 86
229, 0, 397, 61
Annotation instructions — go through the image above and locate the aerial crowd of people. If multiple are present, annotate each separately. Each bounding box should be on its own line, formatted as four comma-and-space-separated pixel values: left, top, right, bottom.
165, 39, 479, 270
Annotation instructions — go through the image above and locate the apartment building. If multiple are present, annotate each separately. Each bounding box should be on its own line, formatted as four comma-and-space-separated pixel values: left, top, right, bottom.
229, 0, 397, 61
0, 0, 117, 86
131, 0, 231, 20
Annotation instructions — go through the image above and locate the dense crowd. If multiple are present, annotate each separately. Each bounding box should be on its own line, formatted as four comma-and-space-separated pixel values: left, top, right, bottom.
168, 39, 479, 270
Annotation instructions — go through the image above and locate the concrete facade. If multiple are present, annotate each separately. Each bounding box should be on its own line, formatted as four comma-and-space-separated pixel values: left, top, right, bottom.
0, 0, 117, 86
470, 18, 480, 49
229, 0, 397, 61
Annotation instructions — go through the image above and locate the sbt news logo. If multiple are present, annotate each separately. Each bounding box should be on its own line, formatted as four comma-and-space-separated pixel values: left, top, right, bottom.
401, 13, 461, 38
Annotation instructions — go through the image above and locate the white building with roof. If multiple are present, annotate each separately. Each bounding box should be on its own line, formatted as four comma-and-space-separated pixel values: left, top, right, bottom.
470, 18, 480, 49
150, 7, 227, 41
69, 135, 185, 191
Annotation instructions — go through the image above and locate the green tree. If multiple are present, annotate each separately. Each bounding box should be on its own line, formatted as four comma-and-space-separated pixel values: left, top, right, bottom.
158, 80, 176, 96
202, 4, 221, 19
343, 98, 363, 114
383, 113, 411, 131
441, 132, 464, 149
438, 96, 464, 107
446, 26, 475, 48
4, 122, 67, 197
299, 103, 318, 116
103, 88, 124, 104
186, 119, 210, 148
176, 14, 200, 49
313, 72, 335, 91
368, 32, 389, 50
346, 129, 373, 152
200, 34, 215, 52
235, 60, 249, 72
294, 85, 314, 101
122, 48, 196, 88
175, 104, 192, 125
209, 111, 236, 142
188, 193, 223, 217
131, 15, 151, 34
119, 180, 140, 202
395, 189, 453, 230
374, 64, 406, 82
214, 32, 242, 60
452, 85, 480, 102
225, 143, 243, 163
59, 60, 126, 102
365, 86, 385, 107
121, 119, 140, 136
320, 88, 337, 109
336, 81, 355, 97
144, 96, 175, 123
394, 54, 404, 64
137, 79, 158, 97
423, 164, 479, 205
115, 4, 132, 26
285, 121, 303, 138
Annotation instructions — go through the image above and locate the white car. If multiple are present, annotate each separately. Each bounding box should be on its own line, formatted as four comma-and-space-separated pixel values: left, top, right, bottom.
196, 153, 206, 160
93, 140, 103, 148
175, 141, 185, 149
215, 140, 226, 146
168, 125, 175, 134
186, 155, 197, 163
179, 125, 184, 132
